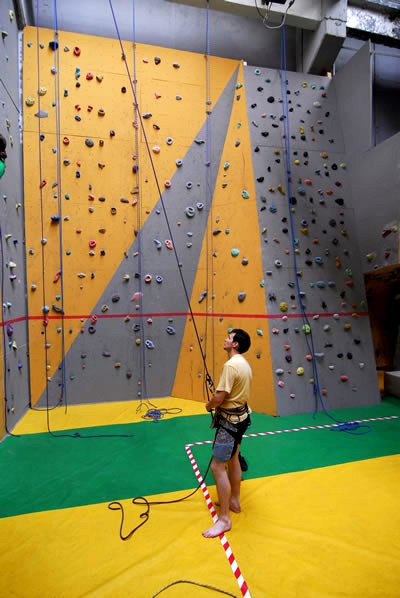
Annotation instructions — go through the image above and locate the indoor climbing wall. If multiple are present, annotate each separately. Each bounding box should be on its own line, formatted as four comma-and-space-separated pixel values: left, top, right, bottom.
22, 25, 380, 416
244, 65, 380, 414
22, 27, 277, 411
0, 0, 30, 435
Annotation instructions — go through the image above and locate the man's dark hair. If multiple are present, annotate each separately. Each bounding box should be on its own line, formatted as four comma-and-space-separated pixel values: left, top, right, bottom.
232, 328, 251, 354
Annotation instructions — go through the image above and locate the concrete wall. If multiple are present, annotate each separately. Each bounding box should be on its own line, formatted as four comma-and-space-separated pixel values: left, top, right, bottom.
30, 0, 297, 71
335, 37, 400, 147
350, 132, 400, 272
0, 0, 30, 436
334, 41, 400, 272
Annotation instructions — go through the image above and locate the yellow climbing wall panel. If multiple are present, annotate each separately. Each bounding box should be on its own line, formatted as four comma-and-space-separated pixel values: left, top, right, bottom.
23, 27, 239, 406
172, 63, 276, 415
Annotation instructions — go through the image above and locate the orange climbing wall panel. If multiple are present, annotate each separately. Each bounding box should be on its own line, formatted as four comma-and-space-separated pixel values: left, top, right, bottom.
172, 63, 276, 415
22, 27, 240, 406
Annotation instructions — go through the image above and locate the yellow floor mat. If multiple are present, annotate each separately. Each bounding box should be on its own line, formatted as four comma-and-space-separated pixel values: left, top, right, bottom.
13, 396, 205, 434
1, 455, 399, 597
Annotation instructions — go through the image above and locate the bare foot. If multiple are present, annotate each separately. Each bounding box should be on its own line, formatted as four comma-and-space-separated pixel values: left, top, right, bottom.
214, 500, 241, 513
202, 517, 231, 538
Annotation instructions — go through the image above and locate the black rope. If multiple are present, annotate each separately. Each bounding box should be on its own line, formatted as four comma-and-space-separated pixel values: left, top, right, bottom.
151, 579, 239, 598
108, 453, 214, 539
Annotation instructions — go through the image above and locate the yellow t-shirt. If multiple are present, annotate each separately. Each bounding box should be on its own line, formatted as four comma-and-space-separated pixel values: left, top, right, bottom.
216, 353, 252, 422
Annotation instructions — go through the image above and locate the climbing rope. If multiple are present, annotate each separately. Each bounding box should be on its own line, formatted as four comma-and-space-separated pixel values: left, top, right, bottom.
53, 0, 68, 413
151, 580, 239, 598
108, 451, 213, 539
130, 0, 153, 415
204, 0, 216, 400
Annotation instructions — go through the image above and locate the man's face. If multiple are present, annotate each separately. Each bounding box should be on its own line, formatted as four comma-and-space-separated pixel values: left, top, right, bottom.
223, 332, 236, 351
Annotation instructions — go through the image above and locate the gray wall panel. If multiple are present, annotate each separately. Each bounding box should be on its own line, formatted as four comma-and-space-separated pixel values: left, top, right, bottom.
333, 41, 373, 156
244, 63, 379, 415
0, 0, 30, 432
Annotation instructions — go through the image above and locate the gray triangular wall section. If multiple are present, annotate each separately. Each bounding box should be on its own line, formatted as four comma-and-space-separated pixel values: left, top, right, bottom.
37, 67, 239, 407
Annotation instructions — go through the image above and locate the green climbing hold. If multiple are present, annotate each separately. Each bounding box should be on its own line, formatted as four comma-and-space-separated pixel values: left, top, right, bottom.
241, 190, 250, 199
231, 248, 240, 257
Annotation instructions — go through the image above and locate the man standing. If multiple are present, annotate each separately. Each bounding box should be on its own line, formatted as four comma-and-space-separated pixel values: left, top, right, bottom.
203, 329, 252, 538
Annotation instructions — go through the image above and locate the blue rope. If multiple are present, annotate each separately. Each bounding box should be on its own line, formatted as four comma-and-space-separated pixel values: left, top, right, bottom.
52, 0, 68, 411
278, 26, 370, 435
130, 0, 151, 412
35, 6, 57, 419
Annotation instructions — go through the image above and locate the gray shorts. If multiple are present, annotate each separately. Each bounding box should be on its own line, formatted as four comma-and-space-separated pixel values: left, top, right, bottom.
213, 416, 251, 462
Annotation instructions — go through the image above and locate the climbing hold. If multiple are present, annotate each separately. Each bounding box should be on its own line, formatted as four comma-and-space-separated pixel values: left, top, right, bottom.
256, 329, 263, 336
166, 326, 176, 335
340, 375, 349, 382
241, 190, 250, 199
25, 97, 35, 106
154, 239, 162, 250
198, 291, 207, 303
86, 72, 93, 80
85, 138, 94, 148
176, 159, 183, 167
302, 324, 311, 334
73, 46, 81, 56
275, 368, 284, 376
241, 258, 248, 266
296, 367, 304, 376
237, 292, 247, 303
164, 180, 171, 188
186, 181, 193, 190
155, 274, 163, 284
231, 248, 240, 257
279, 302, 288, 312
274, 260, 282, 268
152, 145, 160, 154
144, 274, 152, 283
164, 239, 173, 250
145, 340, 155, 349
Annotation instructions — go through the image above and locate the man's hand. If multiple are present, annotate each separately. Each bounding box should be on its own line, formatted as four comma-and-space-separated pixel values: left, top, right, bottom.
205, 402, 212, 412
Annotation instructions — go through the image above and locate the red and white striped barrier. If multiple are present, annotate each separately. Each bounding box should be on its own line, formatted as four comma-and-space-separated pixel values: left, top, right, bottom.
185, 414, 398, 595
186, 415, 398, 447
185, 445, 251, 598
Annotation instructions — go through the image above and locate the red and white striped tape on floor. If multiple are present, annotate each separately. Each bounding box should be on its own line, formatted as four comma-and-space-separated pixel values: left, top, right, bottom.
185, 445, 251, 598
186, 415, 398, 448
185, 414, 398, 596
